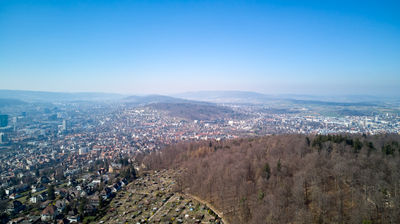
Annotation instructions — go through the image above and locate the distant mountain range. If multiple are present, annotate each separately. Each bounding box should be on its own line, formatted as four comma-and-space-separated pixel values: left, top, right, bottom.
174, 90, 389, 105
0, 89, 394, 107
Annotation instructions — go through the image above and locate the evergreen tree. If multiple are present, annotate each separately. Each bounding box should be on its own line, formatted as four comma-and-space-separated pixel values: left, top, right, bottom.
264, 163, 271, 180
277, 159, 281, 172
48, 185, 55, 200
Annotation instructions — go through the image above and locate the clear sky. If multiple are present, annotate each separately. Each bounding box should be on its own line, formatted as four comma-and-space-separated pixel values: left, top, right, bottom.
1, 0, 399, 96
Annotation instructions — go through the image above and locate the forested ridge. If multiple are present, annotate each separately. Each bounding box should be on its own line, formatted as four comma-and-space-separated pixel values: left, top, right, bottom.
143, 134, 400, 223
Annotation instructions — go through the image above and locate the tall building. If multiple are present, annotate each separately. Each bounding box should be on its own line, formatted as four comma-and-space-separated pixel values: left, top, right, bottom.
12, 117, 17, 131
0, 115, 8, 127
0, 133, 6, 144
62, 120, 67, 132
79, 147, 88, 155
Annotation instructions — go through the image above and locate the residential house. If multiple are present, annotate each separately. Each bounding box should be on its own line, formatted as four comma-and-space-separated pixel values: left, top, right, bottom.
55, 199, 67, 213
41, 205, 57, 222
29, 196, 38, 204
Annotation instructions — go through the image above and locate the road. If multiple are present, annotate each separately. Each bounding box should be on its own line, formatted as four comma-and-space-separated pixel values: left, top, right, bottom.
148, 194, 177, 222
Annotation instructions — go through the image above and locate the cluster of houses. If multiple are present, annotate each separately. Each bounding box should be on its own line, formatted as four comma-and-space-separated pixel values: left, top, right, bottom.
4, 164, 131, 223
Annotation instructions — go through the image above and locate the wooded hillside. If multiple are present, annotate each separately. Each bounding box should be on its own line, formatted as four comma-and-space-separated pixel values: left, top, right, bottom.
143, 134, 400, 224
146, 103, 246, 121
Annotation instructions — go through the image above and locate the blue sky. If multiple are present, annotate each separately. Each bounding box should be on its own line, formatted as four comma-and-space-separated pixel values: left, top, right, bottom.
0, 0, 399, 96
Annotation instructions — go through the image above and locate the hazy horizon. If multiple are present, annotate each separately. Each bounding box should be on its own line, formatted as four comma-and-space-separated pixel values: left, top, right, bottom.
0, 88, 399, 99
1, 0, 399, 96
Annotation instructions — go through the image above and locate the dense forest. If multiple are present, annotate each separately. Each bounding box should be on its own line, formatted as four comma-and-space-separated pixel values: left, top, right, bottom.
142, 134, 400, 224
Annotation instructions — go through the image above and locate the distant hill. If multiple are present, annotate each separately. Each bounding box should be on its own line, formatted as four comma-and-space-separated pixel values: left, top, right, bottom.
174, 90, 273, 104
123, 95, 203, 105
146, 102, 245, 121
0, 98, 26, 107
123, 94, 247, 120
0, 89, 124, 102
289, 99, 377, 107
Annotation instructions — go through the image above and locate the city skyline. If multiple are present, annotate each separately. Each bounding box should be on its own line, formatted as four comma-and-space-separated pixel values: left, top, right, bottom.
1, 0, 399, 96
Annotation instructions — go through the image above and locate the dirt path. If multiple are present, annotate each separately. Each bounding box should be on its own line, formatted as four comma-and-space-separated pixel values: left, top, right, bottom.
183, 192, 229, 224
148, 194, 177, 222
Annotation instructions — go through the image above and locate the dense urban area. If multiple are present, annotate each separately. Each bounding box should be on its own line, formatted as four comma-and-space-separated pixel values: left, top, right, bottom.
0, 92, 399, 223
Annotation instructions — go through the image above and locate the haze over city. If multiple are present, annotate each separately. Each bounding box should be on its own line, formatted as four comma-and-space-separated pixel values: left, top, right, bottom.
1, 0, 399, 96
